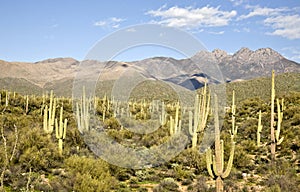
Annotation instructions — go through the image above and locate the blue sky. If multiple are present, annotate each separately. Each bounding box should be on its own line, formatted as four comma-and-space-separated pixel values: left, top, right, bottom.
0, 0, 299, 62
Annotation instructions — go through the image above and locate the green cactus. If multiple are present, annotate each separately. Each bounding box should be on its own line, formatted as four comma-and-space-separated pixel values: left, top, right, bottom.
206, 95, 235, 192
43, 90, 56, 134
25, 95, 29, 115
270, 70, 285, 160
159, 101, 167, 126
257, 110, 263, 147
275, 98, 284, 145
55, 106, 67, 155
76, 87, 90, 133
169, 101, 181, 135
231, 90, 237, 136
189, 83, 210, 149
270, 70, 276, 160
5, 90, 9, 107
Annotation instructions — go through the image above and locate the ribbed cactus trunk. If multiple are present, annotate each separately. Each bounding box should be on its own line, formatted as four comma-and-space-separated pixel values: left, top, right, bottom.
270, 70, 276, 160
43, 91, 56, 134
55, 106, 67, 155
257, 110, 263, 146
189, 83, 210, 149
216, 177, 223, 192
206, 94, 236, 192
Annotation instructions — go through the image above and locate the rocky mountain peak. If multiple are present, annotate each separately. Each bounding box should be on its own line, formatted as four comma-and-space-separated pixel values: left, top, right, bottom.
35, 57, 78, 64
233, 47, 254, 61
251, 48, 283, 61
212, 49, 228, 61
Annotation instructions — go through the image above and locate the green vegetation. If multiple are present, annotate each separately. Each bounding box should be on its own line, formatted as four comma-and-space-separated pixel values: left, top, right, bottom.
0, 73, 300, 191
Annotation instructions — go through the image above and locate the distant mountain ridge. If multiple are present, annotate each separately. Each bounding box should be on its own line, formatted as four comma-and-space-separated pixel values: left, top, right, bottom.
0, 47, 299, 95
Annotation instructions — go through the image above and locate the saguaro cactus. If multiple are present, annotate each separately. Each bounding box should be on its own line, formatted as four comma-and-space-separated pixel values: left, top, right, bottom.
189, 83, 210, 149
159, 101, 167, 126
5, 90, 9, 107
76, 86, 90, 133
257, 110, 263, 147
231, 90, 237, 136
43, 91, 56, 134
169, 101, 181, 135
275, 98, 284, 145
206, 95, 235, 192
55, 106, 67, 155
270, 70, 284, 160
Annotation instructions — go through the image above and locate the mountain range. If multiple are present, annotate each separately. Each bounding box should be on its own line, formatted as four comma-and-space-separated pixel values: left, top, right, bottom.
0, 47, 299, 96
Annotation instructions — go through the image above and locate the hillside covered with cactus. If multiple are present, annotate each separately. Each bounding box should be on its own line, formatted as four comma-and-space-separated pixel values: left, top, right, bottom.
0, 70, 300, 191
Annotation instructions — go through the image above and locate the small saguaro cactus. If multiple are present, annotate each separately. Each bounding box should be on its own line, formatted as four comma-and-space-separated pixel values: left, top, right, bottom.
43, 91, 56, 134
206, 95, 235, 192
55, 106, 67, 155
257, 110, 263, 147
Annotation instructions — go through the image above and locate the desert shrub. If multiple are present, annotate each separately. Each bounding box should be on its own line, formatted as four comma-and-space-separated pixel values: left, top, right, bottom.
187, 176, 211, 192
173, 164, 194, 181
234, 145, 254, 170
262, 159, 300, 192
104, 117, 121, 130
153, 178, 179, 192
64, 155, 117, 191
17, 127, 61, 172
173, 148, 207, 174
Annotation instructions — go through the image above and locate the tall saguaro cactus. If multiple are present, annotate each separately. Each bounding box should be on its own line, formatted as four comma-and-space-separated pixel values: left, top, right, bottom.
257, 110, 263, 146
76, 86, 90, 133
169, 102, 181, 135
231, 90, 237, 136
189, 83, 210, 149
270, 70, 284, 160
159, 101, 167, 126
206, 95, 235, 192
55, 106, 67, 155
43, 91, 56, 134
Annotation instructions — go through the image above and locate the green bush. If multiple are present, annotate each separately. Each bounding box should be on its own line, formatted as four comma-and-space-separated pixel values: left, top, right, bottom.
153, 178, 180, 192
64, 155, 118, 191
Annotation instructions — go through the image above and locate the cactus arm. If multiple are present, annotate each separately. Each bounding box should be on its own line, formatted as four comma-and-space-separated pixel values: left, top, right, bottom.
257, 110, 263, 146
43, 105, 48, 133
55, 106, 67, 155
63, 119, 67, 139
169, 116, 174, 135
220, 140, 224, 173
188, 111, 193, 135
276, 98, 284, 145
206, 148, 215, 178
221, 136, 235, 178
231, 90, 238, 136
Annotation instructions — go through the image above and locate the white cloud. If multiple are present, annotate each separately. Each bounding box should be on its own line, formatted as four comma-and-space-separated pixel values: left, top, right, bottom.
146, 6, 237, 29
94, 17, 125, 29
94, 21, 106, 27
239, 6, 288, 20
208, 31, 225, 35
282, 47, 300, 62
264, 14, 300, 39
239, 5, 300, 39
229, 0, 246, 7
